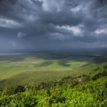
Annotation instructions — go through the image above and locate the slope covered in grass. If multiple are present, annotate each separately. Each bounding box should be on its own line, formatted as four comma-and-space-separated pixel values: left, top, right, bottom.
0, 55, 107, 106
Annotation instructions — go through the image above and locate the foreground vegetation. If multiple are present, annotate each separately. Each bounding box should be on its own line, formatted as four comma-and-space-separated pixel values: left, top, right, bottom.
0, 73, 107, 107
0, 54, 107, 106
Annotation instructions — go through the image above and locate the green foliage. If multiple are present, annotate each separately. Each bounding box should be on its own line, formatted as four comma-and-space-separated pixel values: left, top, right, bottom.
0, 77, 107, 107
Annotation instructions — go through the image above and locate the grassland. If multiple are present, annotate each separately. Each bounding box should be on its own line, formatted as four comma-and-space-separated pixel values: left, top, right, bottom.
0, 55, 104, 87
0, 54, 107, 106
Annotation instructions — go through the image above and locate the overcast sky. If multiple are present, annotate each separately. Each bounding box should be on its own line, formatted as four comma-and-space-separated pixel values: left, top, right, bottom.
0, 0, 107, 51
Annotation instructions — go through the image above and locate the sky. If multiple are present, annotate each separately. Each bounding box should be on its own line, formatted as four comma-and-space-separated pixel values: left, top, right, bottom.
0, 0, 107, 51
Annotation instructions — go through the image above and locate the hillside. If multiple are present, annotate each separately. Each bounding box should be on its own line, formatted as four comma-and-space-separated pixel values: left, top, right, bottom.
0, 55, 107, 106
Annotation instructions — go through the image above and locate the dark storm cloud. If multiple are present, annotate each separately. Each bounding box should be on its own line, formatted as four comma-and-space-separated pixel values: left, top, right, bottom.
0, 0, 107, 50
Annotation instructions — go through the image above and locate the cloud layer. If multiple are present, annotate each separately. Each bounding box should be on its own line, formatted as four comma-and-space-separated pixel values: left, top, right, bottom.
0, 0, 107, 50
